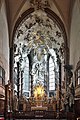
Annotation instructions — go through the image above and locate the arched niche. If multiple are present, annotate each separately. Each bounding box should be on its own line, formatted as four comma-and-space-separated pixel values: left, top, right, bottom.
11, 7, 69, 112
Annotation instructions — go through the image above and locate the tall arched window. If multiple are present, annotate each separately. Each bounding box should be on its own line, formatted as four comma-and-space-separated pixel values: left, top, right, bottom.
49, 57, 55, 91
23, 57, 30, 98
0, 66, 5, 86
48, 50, 59, 97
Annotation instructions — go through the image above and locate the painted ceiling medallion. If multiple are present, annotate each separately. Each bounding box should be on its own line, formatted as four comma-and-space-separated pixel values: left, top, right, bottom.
30, 0, 50, 10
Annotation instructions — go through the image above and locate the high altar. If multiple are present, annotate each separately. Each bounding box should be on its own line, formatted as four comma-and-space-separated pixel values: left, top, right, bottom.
30, 84, 56, 111
14, 84, 57, 112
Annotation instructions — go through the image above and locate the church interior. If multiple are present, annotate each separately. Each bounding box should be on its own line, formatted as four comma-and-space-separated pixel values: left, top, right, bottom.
0, 0, 80, 119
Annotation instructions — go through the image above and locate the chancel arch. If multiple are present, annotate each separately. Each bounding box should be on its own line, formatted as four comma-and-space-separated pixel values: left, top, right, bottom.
11, 3, 69, 112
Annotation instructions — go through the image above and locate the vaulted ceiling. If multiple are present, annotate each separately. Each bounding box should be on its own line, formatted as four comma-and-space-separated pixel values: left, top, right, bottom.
5, 0, 75, 46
